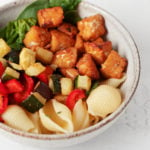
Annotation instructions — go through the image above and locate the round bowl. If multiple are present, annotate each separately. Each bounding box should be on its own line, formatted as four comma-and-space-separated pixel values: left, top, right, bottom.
0, 0, 140, 148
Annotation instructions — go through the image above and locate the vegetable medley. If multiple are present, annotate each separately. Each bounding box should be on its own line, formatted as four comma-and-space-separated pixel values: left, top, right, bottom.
0, 0, 127, 134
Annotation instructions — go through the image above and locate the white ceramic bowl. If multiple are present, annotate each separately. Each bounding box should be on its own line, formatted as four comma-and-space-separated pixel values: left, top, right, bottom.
0, 0, 140, 148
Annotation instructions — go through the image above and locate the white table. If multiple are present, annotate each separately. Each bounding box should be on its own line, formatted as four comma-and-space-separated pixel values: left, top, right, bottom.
0, 0, 149, 150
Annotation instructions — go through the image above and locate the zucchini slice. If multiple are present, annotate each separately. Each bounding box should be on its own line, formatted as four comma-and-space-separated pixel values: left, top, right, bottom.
21, 92, 46, 113
2, 67, 20, 81
49, 74, 61, 94
34, 81, 53, 100
60, 78, 73, 95
75, 75, 92, 92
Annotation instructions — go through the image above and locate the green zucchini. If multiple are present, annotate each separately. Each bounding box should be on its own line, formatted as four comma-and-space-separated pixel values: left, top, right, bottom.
34, 81, 53, 99
2, 67, 20, 81
21, 92, 46, 113
75, 75, 92, 92
49, 74, 61, 94
86, 80, 100, 95
60, 77, 73, 95
8, 51, 19, 63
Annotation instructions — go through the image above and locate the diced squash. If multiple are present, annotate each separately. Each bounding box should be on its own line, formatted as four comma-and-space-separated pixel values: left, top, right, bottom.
19, 48, 36, 70
21, 92, 47, 113
49, 74, 61, 94
75, 75, 91, 92
101, 50, 127, 78
0, 39, 11, 58
77, 14, 106, 41
25, 63, 46, 76
50, 30, 75, 52
37, 7, 64, 28
0, 58, 7, 67
60, 78, 73, 95
2, 67, 20, 81
9, 62, 23, 71
34, 81, 53, 100
35, 47, 53, 64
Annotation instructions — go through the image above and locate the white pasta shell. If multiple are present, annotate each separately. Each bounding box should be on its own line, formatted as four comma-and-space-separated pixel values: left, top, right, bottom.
2, 105, 34, 132
87, 85, 122, 118
27, 112, 41, 134
39, 100, 73, 133
73, 99, 90, 131
100, 74, 126, 88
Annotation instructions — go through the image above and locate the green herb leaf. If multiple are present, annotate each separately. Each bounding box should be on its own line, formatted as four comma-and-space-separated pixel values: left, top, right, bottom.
64, 10, 81, 24
0, 18, 37, 50
49, 0, 81, 11
18, 0, 50, 19
49, 0, 81, 24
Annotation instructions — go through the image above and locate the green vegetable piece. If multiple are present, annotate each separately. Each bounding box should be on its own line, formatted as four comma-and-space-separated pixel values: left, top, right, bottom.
51, 74, 62, 94
7, 51, 20, 63
0, 18, 37, 50
49, 0, 81, 11
2, 67, 20, 82
49, 0, 81, 24
64, 10, 81, 24
21, 92, 46, 113
18, 0, 50, 19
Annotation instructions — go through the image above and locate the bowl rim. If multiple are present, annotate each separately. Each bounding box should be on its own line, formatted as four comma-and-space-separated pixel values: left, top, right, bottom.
0, 0, 141, 141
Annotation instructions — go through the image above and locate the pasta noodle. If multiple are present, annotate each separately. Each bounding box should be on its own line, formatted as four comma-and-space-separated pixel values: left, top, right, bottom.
87, 85, 122, 118
100, 74, 126, 88
72, 99, 90, 131
39, 99, 73, 133
1, 105, 34, 132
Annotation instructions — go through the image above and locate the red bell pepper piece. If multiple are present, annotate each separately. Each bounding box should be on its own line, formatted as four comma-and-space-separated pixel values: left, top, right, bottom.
4, 79, 24, 93
0, 81, 8, 95
0, 94, 8, 115
13, 74, 34, 103
37, 66, 53, 84
66, 89, 86, 110
0, 62, 5, 78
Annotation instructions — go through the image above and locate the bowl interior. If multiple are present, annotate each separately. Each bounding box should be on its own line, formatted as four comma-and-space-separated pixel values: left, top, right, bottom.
0, 0, 140, 142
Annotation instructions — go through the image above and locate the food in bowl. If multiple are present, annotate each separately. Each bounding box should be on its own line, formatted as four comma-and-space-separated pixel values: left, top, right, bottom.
0, 0, 127, 134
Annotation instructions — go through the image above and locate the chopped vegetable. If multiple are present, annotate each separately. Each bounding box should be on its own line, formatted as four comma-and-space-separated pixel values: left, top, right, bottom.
4, 79, 24, 93
66, 89, 86, 110
34, 81, 53, 99
0, 94, 8, 114
75, 75, 91, 92
60, 77, 73, 95
0, 39, 11, 57
2, 67, 20, 82
13, 74, 34, 103
21, 92, 46, 113
0, 82, 8, 95
49, 74, 61, 94
37, 66, 53, 84
0, 62, 5, 78
0, 18, 37, 50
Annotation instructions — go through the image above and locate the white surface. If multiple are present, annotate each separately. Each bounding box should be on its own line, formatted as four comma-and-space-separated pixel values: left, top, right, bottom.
0, 0, 148, 149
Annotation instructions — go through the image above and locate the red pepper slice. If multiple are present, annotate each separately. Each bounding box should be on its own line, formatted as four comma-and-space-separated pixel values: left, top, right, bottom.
0, 94, 8, 114
0, 81, 8, 95
13, 74, 34, 103
66, 89, 86, 110
37, 66, 53, 84
4, 79, 24, 93
0, 62, 5, 78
